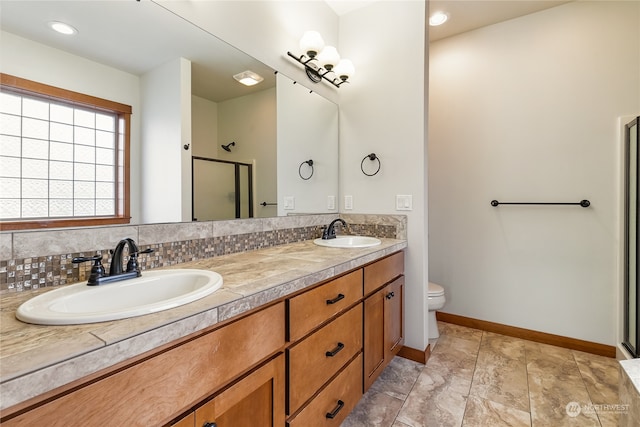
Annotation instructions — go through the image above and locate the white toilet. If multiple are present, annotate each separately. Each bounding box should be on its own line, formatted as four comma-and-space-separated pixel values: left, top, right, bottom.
428, 282, 446, 339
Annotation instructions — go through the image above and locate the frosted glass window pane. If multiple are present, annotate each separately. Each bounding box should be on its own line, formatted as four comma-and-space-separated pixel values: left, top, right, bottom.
22, 199, 48, 217
23, 98, 49, 120
96, 199, 114, 215
22, 158, 48, 179
96, 130, 115, 149
50, 141, 73, 161
96, 165, 114, 182
22, 117, 48, 139
49, 199, 73, 217
50, 180, 72, 198
50, 103, 73, 124
74, 109, 94, 128
74, 163, 95, 181
96, 182, 114, 198
22, 178, 48, 198
74, 199, 94, 216
0, 93, 21, 114
0, 135, 21, 157
50, 161, 73, 180
0, 177, 20, 198
95, 113, 114, 131
0, 199, 20, 219
50, 122, 73, 143
96, 148, 114, 165
22, 138, 49, 159
75, 126, 95, 146
74, 181, 95, 199
1, 113, 21, 136
74, 144, 95, 163
0, 156, 21, 177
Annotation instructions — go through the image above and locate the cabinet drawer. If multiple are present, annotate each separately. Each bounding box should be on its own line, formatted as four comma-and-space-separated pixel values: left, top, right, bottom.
3, 302, 285, 427
288, 304, 363, 414
287, 353, 363, 427
288, 269, 363, 342
363, 251, 404, 295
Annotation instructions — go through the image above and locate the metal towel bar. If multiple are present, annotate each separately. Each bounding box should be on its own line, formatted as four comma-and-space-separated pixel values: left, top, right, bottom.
490, 200, 591, 208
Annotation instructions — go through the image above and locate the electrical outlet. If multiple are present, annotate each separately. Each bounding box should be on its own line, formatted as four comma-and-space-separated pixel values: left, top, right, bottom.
327, 195, 335, 210
344, 195, 353, 210
396, 195, 412, 211
284, 196, 295, 210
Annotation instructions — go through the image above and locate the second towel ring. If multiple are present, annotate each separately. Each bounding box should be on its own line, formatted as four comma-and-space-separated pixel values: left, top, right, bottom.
361, 153, 381, 176
299, 159, 314, 180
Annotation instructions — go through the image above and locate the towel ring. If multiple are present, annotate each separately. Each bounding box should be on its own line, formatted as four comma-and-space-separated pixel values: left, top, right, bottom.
299, 159, 314, 180
361, 153, 381, 176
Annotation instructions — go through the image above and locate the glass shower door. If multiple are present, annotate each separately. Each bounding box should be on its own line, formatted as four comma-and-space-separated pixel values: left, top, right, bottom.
624, 116, 639, 357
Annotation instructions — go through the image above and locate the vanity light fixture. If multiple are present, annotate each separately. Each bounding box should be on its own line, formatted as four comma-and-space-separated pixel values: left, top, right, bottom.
429, 11, 449, 26
233, 70, 264, 86
287, 30, 354, 88
48, 21, 78, 35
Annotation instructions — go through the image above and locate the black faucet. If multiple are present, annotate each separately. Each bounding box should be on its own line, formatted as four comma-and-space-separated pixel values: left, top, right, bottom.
72, 238, 153, 286
322, 218, 347, 240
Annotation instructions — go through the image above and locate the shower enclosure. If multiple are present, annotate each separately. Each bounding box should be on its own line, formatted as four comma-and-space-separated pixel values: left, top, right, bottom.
192, 157, 253, 221
623, 116, 639, 358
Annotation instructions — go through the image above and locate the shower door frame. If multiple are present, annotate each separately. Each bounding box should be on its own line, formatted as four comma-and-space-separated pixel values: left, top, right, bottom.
623, 116, 639, 358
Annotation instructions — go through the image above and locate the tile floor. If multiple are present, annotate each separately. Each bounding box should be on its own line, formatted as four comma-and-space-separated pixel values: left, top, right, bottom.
341, 322, 622, 426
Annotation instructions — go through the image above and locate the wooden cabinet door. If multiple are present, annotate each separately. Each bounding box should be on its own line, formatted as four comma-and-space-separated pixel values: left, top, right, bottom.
384, 276, 404, 359
171, 413, 194, 427
363, 288, 384, 391
195, 355, 285, 427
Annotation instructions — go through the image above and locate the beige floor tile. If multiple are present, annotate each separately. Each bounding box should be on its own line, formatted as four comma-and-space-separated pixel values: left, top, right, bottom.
370, 356, 424, 400
572, 350, 621, 427
341, 390, 404, 427
462, 395, 531, 427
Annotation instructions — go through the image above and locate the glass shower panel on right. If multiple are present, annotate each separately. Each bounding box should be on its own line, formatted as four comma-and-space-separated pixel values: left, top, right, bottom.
624, 116, 639, 358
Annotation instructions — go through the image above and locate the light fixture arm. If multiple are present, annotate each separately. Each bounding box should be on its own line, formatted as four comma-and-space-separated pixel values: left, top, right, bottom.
287, 52, 348, 88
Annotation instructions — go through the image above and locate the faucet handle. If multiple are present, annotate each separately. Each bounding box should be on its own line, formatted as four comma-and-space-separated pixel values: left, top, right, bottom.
126, 248, 154, 274
72, 255, 106, 286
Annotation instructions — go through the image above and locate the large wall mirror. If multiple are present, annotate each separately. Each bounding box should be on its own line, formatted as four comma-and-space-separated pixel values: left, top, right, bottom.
0, 0, 338, 224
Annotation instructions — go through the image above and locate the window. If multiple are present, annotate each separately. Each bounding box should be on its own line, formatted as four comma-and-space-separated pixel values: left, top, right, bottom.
0, 74, 131, 230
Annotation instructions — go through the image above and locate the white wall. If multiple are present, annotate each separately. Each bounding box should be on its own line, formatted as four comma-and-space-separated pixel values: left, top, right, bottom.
0, 31, 142, 223
339, 1, 429, 351
429, 0, 640, 345
140, 58, 191, 223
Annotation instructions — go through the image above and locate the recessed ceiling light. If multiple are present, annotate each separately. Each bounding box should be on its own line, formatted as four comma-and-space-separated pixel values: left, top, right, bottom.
429, 12, 449, 26
233, 70, 264, 87
48, 21, 78, 35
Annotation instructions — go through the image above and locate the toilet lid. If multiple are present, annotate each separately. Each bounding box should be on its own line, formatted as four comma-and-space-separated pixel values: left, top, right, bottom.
428, 282, 444, 296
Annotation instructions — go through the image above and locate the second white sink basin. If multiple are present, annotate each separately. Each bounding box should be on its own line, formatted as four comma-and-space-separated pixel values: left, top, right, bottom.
313, 236, 382, 248
16, 269, 223, 325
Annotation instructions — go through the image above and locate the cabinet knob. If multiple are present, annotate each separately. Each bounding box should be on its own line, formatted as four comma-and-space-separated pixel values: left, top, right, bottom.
325, 400, 345, 419
386, 291, 395, 299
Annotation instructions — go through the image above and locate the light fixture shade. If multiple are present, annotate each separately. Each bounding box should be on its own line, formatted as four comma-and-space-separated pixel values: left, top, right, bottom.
317, 46, 340, 71
48, 21, 78, 35
429, 12, 449, 26
334, 59, 355, 81
299, 31, 324, 58
233, 70, 264, 86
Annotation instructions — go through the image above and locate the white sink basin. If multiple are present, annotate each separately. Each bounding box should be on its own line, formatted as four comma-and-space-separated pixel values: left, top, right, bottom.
16, 269, 223, 325
313, 236, 382, 248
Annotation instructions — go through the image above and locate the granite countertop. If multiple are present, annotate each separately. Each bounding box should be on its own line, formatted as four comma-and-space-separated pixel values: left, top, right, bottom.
0, 238, 406, 410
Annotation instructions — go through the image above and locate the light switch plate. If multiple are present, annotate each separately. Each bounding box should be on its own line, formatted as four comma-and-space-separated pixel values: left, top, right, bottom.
284, 196, 295, 210
327, 195, 335, 210
344, 195, 353, 210
396, 195, 412, 211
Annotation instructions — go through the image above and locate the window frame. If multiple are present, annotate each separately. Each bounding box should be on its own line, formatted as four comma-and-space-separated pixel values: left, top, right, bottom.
0, 73, 131, 230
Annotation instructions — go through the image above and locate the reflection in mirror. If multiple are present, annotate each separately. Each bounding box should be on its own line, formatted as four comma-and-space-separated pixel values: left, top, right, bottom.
0, 0, 338, 224
277, 74, 339, 216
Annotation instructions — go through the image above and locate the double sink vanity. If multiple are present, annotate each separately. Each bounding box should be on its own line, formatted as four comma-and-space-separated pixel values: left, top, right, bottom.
0, 235, 407, 426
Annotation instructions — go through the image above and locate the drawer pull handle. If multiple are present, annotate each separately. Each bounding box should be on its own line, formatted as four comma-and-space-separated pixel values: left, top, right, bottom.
325, 400, 345, 419
203, 423, 217, 427
325, 342, 345, 357
326, 293, 345, 305
386, 291, 395, 300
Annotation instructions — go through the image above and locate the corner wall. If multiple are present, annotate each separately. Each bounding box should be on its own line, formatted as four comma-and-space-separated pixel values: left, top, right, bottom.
428, 1, 640, 345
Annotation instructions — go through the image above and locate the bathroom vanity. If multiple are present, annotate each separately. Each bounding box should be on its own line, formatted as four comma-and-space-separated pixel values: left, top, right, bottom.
0, 239, 406, 426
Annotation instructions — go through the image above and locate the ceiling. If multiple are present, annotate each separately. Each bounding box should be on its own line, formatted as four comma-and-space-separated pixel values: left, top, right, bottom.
326, 0, 572, 41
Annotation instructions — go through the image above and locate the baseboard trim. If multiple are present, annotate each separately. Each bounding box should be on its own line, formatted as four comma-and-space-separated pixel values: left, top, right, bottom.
398, 344, 431, 364
436, 312, 616, 358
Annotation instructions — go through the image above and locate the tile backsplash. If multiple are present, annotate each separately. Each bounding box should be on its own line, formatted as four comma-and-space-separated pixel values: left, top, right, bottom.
0, 214, 406, 293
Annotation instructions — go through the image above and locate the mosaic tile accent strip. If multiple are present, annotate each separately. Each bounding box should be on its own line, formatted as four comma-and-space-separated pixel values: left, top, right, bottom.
0, 223, 395, 293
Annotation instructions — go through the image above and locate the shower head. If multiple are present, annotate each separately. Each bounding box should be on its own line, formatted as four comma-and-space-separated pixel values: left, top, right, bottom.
221, 141, 235, 152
